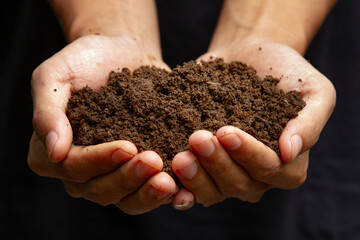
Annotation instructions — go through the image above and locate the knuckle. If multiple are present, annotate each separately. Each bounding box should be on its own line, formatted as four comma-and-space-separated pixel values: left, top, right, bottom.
63, 182, 80, 198
62, 160, 88, 183
205, 159, 232, 177
211, 162, 228, 175
222, 182, 249, 198
85, 183, 112, 206
112, 176, 133, 193
31, 66, 41, 86
245, 191, 266, 203
27, 155, 42, 176
324, 79, 337, 109
246, 196, 262, 203
236, 187, 268, 203
289, 173, 307, 189
32, 109, 46, 131
32, 62, 49, 83
329, 84, 337, 111
252, 164, 280, 183
116, 205, 143, 216
62, 167, 86, 183
27, 150, 49, 178
199, 194, 225, 207
282, 172, 307, 189
306, 121, 322, 148
201, 199, 216, 207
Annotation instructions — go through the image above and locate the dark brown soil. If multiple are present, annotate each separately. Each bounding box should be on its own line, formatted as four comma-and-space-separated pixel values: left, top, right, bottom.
66, 59, 305, 178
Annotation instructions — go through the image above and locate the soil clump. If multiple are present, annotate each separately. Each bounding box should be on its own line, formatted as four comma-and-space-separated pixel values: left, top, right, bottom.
67, 59, 305, 178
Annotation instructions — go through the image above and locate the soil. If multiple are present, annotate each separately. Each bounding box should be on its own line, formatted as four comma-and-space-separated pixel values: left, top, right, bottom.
66, 58, 305, 179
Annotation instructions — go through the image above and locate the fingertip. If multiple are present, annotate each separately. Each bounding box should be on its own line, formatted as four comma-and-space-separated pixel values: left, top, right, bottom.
189, 130, 213, 146
33, 106, 73, 163
216, 125, 237, 138
172, 152, 198, 180
216, 126, 242, 151
110, 140, 138, 164
290, 134, 303, 161
172, 188, 195, 210
172, 151, 196, 170
137, 151, 164, 171
49, 133, 72, 163
149, 172, 177, 194
45, 131, 58, 160
189, 131, 216, 158
279, 133, 303, 163
115, 140, 138, 156
111, 148, 135, 164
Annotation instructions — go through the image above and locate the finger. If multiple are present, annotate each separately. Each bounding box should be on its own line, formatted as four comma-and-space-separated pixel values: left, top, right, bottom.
28, 132, 138, 183
115, 172, 177, 215
62, 151, 163, 206
172, 188, 195, 210
216, 126, 307, 189
189, 130, 270, 202
31, 63, 73, 162
278, 72, 336, 162
172, 151, 225, 206
267, 150, 309, 189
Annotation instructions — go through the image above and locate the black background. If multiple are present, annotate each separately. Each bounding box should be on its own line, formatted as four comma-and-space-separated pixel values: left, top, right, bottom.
1, 0, 359, 239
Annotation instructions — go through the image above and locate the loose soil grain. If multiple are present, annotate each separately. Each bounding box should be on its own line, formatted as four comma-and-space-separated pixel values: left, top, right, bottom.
66, 59, 305, 178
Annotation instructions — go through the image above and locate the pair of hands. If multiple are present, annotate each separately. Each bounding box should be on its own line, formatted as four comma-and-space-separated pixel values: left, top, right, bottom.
28, 34, 335, 215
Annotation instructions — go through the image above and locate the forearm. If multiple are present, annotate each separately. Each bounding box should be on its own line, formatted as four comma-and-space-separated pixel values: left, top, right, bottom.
49, 0, 161, 57
209, 0, 337, 54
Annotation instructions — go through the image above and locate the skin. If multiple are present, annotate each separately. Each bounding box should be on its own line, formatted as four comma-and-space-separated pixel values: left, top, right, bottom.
172, 0, 337, 207
28, 0, 337, 214
28, 0, 178, 215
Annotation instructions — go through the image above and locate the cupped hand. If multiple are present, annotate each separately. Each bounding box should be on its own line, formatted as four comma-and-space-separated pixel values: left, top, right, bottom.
171, 37, 336, 208
28, 35, 178, 215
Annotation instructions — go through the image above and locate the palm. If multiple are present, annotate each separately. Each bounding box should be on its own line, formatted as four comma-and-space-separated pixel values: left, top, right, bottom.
201, 40, 331, 95
199, 38, 335, 162
30, 35, 169, 162
28, 36, 178, 214
46, 35, 169, 91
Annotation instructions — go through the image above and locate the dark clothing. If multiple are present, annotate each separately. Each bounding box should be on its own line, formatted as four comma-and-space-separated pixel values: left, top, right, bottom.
1, 0, 359, 239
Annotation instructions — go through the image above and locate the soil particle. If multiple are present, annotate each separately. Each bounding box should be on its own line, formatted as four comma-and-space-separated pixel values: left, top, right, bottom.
66, 58, 305, 178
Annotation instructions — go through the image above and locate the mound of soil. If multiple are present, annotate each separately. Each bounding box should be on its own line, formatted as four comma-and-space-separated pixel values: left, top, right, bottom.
66, 59, 305, 178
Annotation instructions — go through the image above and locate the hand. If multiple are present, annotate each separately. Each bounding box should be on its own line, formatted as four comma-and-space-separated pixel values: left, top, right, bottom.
28, 35, 178, 215
171, 37, 336, 207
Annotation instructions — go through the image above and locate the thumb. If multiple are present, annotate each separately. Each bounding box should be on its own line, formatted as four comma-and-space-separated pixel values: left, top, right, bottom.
31, 65, 73, 162
279, 75, 336, 163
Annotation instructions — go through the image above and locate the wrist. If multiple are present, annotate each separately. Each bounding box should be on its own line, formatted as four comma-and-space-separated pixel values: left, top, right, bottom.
51, 0, 162, 57
209, 0, 337, 55
66, 14, 132, 42
209, 20, 308, 55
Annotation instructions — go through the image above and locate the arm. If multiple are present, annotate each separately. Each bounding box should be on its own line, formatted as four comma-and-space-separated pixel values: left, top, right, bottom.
209, 0, 338, 54
49, 0, 161, 49
28, 0, 177, 215
172, 0, 337, 207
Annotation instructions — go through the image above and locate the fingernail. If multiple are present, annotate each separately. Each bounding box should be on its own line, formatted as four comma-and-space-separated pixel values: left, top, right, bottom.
149, 186, 171, 200
112, 149, 134, 164
218, 133, 242, 150
135, 160, 159, 178
46, 131, 58, 160
192, 139, 215, 157
178, 160, 198, 179
290, 135, 302, 161
173, 200, 194, 211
